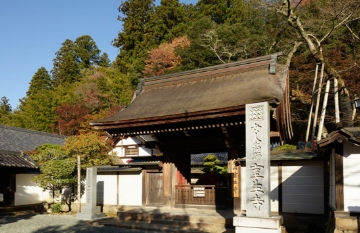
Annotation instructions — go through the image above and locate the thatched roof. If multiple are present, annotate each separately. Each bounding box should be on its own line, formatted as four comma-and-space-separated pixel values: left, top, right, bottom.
91, 53, 290, 137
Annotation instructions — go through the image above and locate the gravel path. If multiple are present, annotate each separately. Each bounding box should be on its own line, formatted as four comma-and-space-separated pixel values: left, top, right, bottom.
0, 214, 156, 233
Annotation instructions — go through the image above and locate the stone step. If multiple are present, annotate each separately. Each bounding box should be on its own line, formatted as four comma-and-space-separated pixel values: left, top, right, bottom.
100, 218, 235, 233
92, 207, 237, 232
117, 211, 232, 227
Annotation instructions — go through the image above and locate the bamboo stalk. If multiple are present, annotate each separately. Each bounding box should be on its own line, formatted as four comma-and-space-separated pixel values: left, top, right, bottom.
311, 61, 325, 143
305, 64, 319, 142
334, 78, 340, 124
317, 79, 330, 141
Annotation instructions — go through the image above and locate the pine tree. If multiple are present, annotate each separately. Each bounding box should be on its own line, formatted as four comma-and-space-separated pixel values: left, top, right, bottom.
27, 67, 52, 97
74, 35, 101, 69
51, 39, 80, 86
112, 0, 157, 80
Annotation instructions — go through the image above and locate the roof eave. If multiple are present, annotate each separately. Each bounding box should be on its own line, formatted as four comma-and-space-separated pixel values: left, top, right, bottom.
91, 105, 247, 130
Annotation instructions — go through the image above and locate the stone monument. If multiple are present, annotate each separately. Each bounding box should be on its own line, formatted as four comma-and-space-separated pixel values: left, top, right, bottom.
233, 102, 284, 233
76, 167, 106, 220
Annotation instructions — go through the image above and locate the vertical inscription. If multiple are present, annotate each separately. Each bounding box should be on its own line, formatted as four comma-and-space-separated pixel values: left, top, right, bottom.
86, 168, 92, 205
246, 102, 270, 217
232, 162, 239, 197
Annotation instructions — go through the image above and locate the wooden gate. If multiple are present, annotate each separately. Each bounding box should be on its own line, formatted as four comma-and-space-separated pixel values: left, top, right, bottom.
146, 172, 163, 206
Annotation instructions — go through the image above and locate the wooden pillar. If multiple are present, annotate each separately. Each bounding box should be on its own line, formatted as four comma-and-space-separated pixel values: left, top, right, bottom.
229, 149, 241, 214
278, 162, 283, 213
334, 142, 344, 211
163, 152, 174, 207
175, 151, 191, 185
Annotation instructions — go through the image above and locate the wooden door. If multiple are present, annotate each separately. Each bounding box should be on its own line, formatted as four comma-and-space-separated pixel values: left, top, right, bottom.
0, 173, 12, 206
147, 172, 163, 206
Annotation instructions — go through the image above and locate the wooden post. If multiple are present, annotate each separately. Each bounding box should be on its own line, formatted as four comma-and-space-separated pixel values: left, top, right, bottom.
229, 149, 241, 214
163, 152, 173, 207
77, 155, 81, 213
335, 143, 344, 211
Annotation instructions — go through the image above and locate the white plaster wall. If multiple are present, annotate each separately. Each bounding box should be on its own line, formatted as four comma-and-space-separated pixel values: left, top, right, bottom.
138, 146, 153, 156
119, 173, 142, 206
119, 137, 141, 145
97, 173, 118, 205
15, 174, 50, 206
282, 161, 324, 214
80, 172, 143, 206
241, 166, 246, 211
270, 166, 279, 212
241, 165, 279, 213
112, 136, 160, 159
329, 149, 336, 210
343, 141, 360, 213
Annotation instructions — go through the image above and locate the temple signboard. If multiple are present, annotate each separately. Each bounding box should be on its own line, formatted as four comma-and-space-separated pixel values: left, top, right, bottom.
245, 102, 271, 217
125, 147, 139, 156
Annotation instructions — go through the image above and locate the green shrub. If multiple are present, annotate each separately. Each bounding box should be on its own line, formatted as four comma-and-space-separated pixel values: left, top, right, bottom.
51, 203, 62, 213
273, 144, 297, 151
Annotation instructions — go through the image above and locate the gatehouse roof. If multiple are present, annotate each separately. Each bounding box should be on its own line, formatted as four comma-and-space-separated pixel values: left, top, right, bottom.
91, 53, 290, 138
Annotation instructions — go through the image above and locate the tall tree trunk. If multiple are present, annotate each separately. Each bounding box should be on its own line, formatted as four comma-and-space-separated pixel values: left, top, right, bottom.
311, 62, 325, 143
334, 78, 340, 124
278, 0, 354, 131
341, 94, 354, 127
317, 79, 330, 141
77, 155, 81, 213
305, 63, 319, 143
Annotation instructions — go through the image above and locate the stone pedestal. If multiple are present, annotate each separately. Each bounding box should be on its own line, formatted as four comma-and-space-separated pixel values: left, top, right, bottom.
233, 215, 284, 233
76, 167, 106, 220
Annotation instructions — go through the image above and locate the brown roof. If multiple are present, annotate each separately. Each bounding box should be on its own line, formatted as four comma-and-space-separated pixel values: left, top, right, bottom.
0, 150, 39, 169
91, 53, 288, 131
318, 127, 360, 147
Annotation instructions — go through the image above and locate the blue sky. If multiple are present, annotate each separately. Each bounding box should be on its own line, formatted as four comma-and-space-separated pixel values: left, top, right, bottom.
0, 0, 196, 109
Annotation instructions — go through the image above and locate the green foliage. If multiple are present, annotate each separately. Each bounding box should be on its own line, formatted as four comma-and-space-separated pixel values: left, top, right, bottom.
0, 96, 12, 124
51, 35, 104, 87
2, 0, 360, 141
113, 0, 157, 76
51, 39, 80, 86
74, 35, 101, 69
31, 144, 67, 164
99, 53, 111, 67
51, 203, 62, 213
65, 132, 113, 170
31, 144, 76, 195
13, 89, 57, 132
196, 154, 227, 185
273, 144, 297, 151
27, 67, 52, 97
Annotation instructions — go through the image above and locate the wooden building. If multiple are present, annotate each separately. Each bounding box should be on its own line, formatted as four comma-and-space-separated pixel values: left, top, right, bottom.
90, 53, 294, 211
318, 127, 360, 233
0, 124, 65, 210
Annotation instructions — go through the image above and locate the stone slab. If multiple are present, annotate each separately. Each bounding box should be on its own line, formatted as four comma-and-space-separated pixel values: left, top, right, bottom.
235, 226, 283, 233
76, 167, 106, 220
233, 215, 283, 229
76, 212, 106, 220
245, 102, 271, 217
81, 206, 101, 213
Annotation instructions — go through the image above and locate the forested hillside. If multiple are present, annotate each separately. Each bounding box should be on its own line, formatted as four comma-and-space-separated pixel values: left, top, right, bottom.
0, 0, 359, 142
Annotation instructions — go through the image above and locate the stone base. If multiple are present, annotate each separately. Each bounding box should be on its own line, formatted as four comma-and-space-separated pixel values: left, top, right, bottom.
76, 206, 106, 220
334, 211, 360, 233
233, 215, 285, 233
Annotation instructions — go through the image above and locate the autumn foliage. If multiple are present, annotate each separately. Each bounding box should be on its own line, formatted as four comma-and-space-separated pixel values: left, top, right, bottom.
53, 103, 89, 136
143, 36, 191, 77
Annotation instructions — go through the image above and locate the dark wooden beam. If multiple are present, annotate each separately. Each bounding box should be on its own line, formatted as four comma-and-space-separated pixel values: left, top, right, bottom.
335, 142, 344, 211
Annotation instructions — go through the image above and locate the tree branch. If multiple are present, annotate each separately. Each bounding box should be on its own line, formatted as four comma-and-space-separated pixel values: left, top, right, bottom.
285, 41, 302, 67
